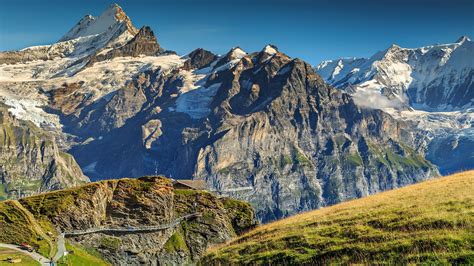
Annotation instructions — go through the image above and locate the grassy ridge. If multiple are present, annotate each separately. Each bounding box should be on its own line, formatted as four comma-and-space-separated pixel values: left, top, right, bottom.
202, 171, 474, 264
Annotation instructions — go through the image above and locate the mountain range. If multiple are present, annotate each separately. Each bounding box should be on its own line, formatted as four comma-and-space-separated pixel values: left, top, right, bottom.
315, 38, 473, 174
0, 4, 472, 223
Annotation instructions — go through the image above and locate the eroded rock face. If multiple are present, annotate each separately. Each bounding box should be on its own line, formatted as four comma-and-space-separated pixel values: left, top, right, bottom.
142, 119, 162, 150
19, 176, 256, 265
0, 104, 89, 199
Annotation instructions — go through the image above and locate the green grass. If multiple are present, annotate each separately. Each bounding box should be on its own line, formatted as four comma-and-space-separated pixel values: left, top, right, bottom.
293, 149, 312, 166
0, 201, 51, 257
344, 153, 363, 167
367, 142, 432, 170
0, 184, 7, 201
0, 247, 39, 266
279, 154, 293, 169
202, 171, 474, 265
98, 236, 121, 251
57, 242, 110, 266
164, 230, 189, 253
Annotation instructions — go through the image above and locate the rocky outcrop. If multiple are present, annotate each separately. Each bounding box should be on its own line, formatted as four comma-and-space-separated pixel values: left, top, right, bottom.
48, 82, 90, 115
183, 48, 218, 70
0, 48, 63, 65
142, 119, 162, 150
87, 26, 164, 66
0, 104, 89, 200
16, 176, 256, 265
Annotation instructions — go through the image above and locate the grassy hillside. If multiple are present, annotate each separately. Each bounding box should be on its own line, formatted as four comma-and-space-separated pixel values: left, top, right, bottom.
202, 171, 474, 265
0, 201, 52, 257
57, 242, 110, 266
0, 247, 39, 266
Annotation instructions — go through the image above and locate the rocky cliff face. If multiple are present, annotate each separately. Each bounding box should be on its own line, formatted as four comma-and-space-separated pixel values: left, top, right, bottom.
16, 176, 256, 265
0, 104, 89, 200
65, 45, 437, 222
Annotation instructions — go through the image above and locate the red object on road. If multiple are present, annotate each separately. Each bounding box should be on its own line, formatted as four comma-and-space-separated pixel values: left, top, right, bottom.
19, 243, 34, 252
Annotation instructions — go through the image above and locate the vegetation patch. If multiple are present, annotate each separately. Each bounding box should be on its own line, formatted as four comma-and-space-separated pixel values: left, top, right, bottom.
164, 230, 189, 253
57, 242, 110, 266
344, 153, 363, 167
98, 236, 121, 251
0, 201, 50, 257
222, 198, 257, 234
279, 154, 293, 169
293, 149, 312, 166
0, 247, 39, 266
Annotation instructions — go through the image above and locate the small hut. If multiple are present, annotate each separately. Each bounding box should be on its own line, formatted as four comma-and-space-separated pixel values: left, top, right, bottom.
172, 180, 207, 190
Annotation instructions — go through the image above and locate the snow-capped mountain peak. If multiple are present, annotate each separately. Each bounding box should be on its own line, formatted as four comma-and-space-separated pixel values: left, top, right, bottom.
60, 3, 137, 42
456, 35, 471, 43
228, 47, 247, 59
315, 37, 474, 111
262, 44, 278, 55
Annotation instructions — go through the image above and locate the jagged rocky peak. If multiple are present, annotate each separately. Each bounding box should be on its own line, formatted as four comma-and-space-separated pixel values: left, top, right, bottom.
60, 3, 137, 42
456, 35, 471, 43
133, 26, 158, 43
86, 25, 164, 65
262, 44, 279, 55
183, 48, 218, 70
228, 46, 248, 58
213, 47, 248, 69
122, 25, 163, 54
254, 44, 282, 64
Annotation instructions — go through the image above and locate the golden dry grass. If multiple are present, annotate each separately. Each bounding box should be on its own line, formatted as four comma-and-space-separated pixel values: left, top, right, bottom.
202, 171, 474, 265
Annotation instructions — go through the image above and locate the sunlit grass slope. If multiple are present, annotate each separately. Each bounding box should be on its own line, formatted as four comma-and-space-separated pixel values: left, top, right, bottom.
202, 171, 474, 265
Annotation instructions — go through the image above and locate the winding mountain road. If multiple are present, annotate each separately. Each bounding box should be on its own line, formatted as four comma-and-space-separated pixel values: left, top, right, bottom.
52, 234, 65, 262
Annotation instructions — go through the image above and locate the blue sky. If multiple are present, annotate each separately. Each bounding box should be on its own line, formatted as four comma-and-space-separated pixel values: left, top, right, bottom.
0, 0, 473, 64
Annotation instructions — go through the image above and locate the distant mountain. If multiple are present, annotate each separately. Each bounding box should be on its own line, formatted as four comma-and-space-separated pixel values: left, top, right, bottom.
0, 4, 438, 222
316, 36, 473, 111
316, 38, 474, 175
